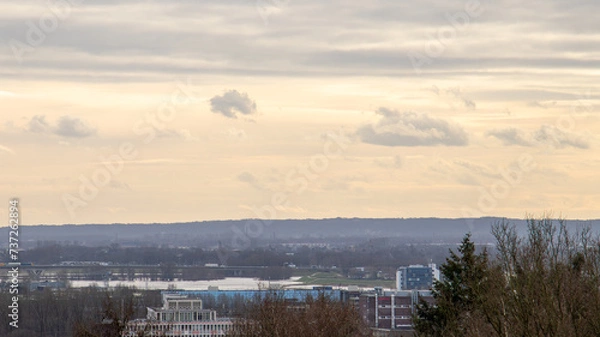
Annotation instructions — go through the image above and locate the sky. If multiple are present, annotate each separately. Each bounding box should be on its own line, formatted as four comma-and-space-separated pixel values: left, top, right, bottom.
0, 0, 598, 225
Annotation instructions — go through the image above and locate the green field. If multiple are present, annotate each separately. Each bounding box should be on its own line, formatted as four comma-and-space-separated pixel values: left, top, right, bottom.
293, 271, 395, 288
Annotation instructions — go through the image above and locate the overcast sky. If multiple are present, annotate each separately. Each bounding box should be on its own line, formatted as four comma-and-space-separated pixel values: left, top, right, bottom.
1, 0, 598, 225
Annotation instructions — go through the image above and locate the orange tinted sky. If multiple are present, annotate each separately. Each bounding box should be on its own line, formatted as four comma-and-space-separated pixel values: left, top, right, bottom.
1, 0, 598, 224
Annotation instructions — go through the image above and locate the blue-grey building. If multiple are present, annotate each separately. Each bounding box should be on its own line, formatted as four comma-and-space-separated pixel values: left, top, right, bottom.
396, 264, 440, 290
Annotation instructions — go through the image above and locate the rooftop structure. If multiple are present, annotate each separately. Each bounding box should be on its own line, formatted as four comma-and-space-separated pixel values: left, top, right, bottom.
396, 264, 440, 291
124, 294, 233, 337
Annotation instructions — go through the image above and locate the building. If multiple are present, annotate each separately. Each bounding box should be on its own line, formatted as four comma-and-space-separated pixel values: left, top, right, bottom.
164, 288, 343, 303
396, 264, 440, 290
124, 293, 233, 337
29, 280, 68, 292
359, 290, 434, 331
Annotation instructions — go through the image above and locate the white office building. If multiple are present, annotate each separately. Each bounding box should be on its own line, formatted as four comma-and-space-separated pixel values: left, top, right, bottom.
396, 263, 440, 290
124, 294, 233, 337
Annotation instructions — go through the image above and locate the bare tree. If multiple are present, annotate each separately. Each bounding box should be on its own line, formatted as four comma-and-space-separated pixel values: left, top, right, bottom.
73, 293, 134, 337
491, 216, 600, 337
228, 291, 372, 337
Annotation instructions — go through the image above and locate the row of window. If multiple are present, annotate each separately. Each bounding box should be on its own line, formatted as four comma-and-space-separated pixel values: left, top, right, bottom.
377, 304, 411, 308
126, 322, 232, 336
378, 315, 412, 320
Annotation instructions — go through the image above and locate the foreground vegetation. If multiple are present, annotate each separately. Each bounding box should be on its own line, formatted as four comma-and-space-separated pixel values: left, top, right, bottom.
0, 287, 161, 337
415, 216, 600, 337
227, 292, 372, 337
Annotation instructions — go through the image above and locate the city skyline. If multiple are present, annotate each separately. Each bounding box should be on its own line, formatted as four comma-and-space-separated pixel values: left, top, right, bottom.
1, 0, 598, 224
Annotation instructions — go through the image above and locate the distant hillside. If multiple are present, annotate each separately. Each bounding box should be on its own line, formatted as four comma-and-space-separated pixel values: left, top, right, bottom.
2, 217, 598, 248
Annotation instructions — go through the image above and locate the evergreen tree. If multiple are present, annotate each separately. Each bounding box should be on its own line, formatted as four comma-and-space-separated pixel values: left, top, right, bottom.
413, 233, 491, 337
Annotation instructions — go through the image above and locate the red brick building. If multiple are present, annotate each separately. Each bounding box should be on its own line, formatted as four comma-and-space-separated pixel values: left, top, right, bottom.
359, 290, 434, 332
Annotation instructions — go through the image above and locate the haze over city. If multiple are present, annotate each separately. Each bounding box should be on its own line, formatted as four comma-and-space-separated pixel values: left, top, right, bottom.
1, 0, 598, 225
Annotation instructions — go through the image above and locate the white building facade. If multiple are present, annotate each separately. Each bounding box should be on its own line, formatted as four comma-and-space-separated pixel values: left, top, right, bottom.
396, 263, 440, 290
124, 294, 233, 337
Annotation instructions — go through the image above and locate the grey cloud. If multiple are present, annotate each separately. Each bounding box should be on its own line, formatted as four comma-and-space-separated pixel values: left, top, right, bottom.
1, 0, 600, 82
54, 116, 97, 138
237, 172, 257, 184
226, 128, 248, 141
446, 87, 476, 110
392, 155, 403, 168
428, 157, 500, 185
27, 115, 50, 133
0, 144, 15, 155
534, 125, 589, 149
237, 171, 266, 190
528, 101, 557, 109
25, 115, 96, 138
487, 126, 589, 149
155, 128, 198, 142
456, 173, 480, 186
487, 128, 533, 146
320, 179, 350, 191
357, 107, 469, 147
177, 129, 199, 142
453, 160, 500, 179
462, 98, 476, 110
210, 90, 257, 119
374, 155, 403, 169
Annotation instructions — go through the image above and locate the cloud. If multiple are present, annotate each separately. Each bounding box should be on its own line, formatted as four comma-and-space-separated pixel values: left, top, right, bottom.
374, 155, 403, 169
26, 115, 96, 138
237, 171, 265, 190
225, 127, 248, 141
534, 125, 589, 149
54, 116, 97, 138
528, 101, 557, 109
177, 129, 199, 142
427, 157, 503, 186
487, 126, 589, 149
357, 107, 469, 147
462, 98, 476, 110
210, 90, 257, 119
320, 179, 349, 191
237, 171, 257, 184
27, 115, 51, 133
446, 87, 476, 110
0, 144, 15, 155
487, 128, 533, 146
154, 128, 199, 142
426, 156, 483, 186
0, 0, 598, 83
0, 90, 16, 97
453, 160, 500, 179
